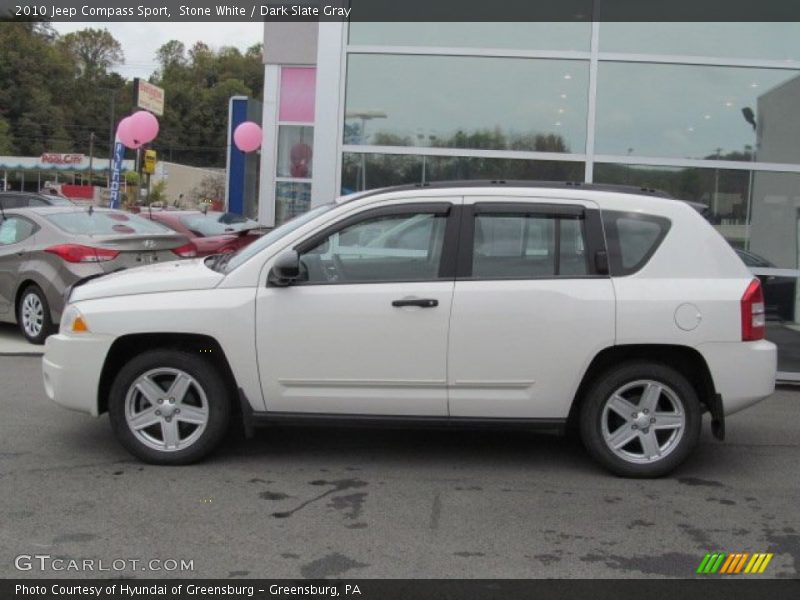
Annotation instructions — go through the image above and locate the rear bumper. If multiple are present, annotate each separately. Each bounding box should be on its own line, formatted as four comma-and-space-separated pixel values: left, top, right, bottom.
697, 339, 777, 416
42, 333, 115, 416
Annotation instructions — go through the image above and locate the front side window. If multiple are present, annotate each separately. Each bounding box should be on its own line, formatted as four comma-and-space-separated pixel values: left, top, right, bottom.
472, 213, 588, 278
299, 211, 448, 284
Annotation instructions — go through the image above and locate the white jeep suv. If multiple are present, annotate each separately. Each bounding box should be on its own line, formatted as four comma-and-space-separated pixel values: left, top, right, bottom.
43, 182, 777, 477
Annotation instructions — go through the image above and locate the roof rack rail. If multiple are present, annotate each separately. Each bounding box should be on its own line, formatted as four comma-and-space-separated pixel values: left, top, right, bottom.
347, 180, 674, 201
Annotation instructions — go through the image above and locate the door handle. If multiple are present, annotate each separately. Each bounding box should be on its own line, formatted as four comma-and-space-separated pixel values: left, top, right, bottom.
392, 298, 438, 308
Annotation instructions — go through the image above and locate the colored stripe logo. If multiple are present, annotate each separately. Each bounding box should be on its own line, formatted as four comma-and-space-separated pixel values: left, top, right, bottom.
697, 552, 773, 574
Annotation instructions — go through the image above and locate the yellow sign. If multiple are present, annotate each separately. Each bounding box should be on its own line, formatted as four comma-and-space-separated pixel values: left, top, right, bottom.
142, 150, 157, 175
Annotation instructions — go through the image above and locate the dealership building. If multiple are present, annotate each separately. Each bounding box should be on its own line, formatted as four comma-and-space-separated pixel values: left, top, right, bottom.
252, 20, 800, 377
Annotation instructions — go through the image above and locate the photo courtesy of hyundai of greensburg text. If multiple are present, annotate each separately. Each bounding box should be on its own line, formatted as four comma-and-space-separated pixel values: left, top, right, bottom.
0, 1, 798, 599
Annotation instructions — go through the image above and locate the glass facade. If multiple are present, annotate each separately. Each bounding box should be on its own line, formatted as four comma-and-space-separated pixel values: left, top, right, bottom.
340, 21, 800, 377
276, 67, 316, 225
349, 22, 592, 52
595, 62, 799, 162
345, 55, 589, 153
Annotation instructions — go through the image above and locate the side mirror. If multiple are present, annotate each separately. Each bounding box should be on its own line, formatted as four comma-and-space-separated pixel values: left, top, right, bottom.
268, 250, 301, 287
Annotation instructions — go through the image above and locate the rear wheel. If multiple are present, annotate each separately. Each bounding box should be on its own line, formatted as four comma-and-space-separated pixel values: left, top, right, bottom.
108, 350, 231, 465
17, 285, 55, 345
579, 361, 701, 478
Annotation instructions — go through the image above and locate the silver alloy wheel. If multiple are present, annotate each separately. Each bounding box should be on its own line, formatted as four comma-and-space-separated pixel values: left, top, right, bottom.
21, 292, 44, 338
601, 379, 686, 464
124, 368, 209, 452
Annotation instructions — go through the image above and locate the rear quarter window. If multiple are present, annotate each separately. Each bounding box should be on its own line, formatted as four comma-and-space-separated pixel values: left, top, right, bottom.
603, 211, 671, 276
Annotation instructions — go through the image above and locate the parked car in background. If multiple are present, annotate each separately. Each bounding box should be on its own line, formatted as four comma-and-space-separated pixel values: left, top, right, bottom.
0, 206, 195, 344
734, 248, 796, 323
44, 182, 776, 477
139, 210, 266, 256
0, 191, 74, 208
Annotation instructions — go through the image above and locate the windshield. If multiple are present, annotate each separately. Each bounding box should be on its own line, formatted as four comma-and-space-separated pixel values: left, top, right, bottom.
180, 214, 260, 237
45, 211, 173, 235
221, 203, 336, 273
41, 194, 74, 206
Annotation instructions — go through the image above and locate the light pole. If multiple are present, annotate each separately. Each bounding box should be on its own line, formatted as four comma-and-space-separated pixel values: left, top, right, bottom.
416, 130, 437, 185
95, 87, 119, 187
742, 107, 758, 251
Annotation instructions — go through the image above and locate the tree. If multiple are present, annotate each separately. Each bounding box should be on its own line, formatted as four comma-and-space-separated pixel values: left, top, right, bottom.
0, 22, 75, 155
190, 172, 225, 205
150, 41, 264, 167
0, 117, 14, 154
155, 40, 186, 72
59, 28, 124, 78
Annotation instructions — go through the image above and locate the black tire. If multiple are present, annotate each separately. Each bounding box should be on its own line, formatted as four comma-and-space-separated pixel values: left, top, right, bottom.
579, 361, 702, 478
108, 350, 231, 465
17, 284, 55, 345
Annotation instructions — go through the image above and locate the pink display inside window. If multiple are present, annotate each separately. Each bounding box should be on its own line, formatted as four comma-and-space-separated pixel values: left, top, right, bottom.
279, 67, 317, 123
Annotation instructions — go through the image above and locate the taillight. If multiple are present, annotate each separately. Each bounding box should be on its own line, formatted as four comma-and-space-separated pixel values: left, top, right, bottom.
45, 244, 119, 263
741, 278, 765, 341
171, 242, 197, 258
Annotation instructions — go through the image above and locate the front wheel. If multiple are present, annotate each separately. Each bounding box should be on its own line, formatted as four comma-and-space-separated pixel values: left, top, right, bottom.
108, 350, 231, 465
579, 362, 701, 478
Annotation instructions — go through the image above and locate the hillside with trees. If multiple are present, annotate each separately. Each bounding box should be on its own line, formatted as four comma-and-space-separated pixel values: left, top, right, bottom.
0, 21, 263, 167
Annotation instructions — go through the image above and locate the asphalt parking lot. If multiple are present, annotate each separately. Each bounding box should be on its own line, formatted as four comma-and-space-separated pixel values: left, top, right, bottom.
0, 354, 798, 579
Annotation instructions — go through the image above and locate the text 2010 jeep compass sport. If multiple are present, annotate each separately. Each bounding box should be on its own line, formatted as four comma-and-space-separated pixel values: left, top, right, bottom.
43, 182, 777, 477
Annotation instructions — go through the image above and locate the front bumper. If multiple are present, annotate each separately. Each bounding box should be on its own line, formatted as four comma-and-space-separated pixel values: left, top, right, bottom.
697, 339, 777, 416
42, 333, 115, 417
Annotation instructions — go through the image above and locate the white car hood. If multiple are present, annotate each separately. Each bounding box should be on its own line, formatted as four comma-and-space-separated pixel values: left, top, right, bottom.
70, 259, 224, 303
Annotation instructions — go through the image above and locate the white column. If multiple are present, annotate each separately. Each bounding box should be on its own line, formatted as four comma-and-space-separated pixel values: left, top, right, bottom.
311, 22, 347, 206
258, 65, 281, 227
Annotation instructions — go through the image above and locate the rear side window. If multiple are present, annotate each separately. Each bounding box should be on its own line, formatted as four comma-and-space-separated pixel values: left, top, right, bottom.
45, 211, 171, 235
603, 211, 671, 276
0, 194, 46, 208
471, 213, 589, 279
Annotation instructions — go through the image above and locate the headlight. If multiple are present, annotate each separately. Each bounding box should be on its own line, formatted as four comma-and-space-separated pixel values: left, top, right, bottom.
59, 305, 90, 334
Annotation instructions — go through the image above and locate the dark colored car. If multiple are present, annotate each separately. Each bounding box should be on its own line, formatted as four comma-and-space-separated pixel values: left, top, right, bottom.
139, 210, 266, 257
0, 191, 74, 208
0, 206, 195, 344
734, 248, 795, 322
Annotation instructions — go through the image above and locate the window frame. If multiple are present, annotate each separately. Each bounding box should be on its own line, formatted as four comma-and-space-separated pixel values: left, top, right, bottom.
456, 202, 607, 280
291, 201, 461, 286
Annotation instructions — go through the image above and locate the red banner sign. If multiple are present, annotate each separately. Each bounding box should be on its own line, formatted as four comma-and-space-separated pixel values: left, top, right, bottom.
40, 153, 85, 165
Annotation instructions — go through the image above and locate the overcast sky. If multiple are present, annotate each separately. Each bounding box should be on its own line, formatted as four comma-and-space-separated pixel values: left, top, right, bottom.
51, 22, 263, 80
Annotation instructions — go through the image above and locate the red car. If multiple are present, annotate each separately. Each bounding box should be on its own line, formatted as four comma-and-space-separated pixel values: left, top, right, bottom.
139, 210, 267, 257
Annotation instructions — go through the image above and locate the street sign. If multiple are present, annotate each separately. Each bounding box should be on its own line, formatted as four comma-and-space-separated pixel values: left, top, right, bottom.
133, 78, 165, 116
142, 150, 157, 175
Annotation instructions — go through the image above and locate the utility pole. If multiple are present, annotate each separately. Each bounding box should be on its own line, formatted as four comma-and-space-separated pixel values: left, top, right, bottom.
88, 132, 95, 185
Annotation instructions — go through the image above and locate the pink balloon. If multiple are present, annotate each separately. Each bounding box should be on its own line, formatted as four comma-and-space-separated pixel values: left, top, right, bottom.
131, 110, 159, 144
234, 121, 262, 152
116, 117, 140, 150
